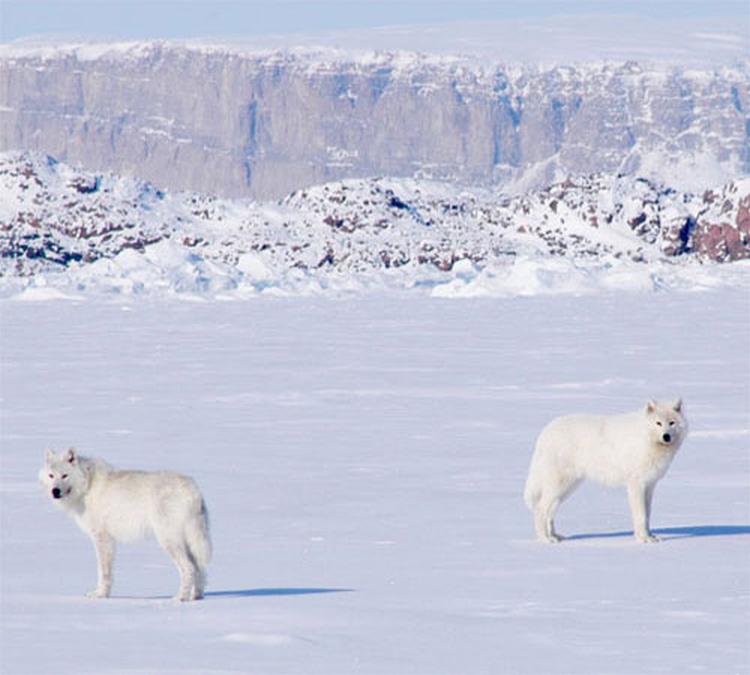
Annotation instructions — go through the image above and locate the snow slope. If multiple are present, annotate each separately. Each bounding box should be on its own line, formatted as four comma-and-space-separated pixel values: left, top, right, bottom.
1, 291, 748, 674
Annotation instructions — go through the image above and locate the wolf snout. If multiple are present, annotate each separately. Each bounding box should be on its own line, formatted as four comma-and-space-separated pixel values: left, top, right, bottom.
662, 433, 672, 443
51, 487, 62, 499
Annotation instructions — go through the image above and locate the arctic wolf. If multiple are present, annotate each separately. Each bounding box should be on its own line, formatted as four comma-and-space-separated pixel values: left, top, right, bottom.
524, 400, 687, 543
39, 449, 211, 601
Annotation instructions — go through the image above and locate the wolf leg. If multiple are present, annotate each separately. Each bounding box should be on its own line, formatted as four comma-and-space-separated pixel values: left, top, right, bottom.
628, 482, 659, 543
535, 475, 580, 543
88, 532, 115, 598
184, 505, 211, 600
160, 540, 197, 601
544, 497, 563, 543
644, 482, 656, 530
534, 495, 563, 543
184, 546, 205, 600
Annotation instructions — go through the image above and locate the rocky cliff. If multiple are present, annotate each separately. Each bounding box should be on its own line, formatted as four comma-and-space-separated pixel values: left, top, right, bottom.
1, 43, 748, 199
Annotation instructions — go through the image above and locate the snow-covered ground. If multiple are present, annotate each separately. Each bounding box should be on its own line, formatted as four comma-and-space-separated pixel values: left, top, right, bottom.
1, 289, 749, 674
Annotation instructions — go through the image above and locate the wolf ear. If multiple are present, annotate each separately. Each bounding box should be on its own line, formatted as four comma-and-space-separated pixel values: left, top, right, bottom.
672, 398, 683, 412
65, 448, 77, 464
646, 400, 657, 414
44, 449, 55, 463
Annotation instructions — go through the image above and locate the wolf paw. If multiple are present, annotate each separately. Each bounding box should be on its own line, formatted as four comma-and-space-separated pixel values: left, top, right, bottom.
175, 588, 204, 601
86, 589, 110, 599
636, 533, 660, 543
540, 533, 563, 543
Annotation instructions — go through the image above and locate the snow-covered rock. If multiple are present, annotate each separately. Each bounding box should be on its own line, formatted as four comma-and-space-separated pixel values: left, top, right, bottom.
1, 152, 748, 298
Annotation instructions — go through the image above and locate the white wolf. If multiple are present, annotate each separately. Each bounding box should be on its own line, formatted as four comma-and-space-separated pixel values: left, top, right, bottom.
39, 448, 211, 601
524, 400, 687, 543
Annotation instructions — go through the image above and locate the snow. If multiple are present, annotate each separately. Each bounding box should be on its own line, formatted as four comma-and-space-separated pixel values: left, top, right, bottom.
1, 290, 749, 674
8, 247, 750, 301
634, 148, 741, 195
11, 285, 83, 302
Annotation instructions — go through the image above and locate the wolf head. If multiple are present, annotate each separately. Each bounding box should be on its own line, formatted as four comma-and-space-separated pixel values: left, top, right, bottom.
645, 399, 688, 450
39, 448, 88, 505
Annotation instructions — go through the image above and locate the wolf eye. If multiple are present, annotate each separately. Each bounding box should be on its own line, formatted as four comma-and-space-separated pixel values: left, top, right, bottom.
656, 421, 662, 427
669, 421, 675, 427
48, 473, 54, 479
61, 474, 68, 479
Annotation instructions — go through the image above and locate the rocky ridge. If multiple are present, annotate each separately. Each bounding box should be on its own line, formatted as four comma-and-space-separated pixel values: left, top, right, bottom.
1, 152, 748, 293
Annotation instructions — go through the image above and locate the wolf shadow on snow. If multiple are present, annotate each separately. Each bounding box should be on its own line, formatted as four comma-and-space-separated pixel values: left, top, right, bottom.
564, 525, 750, 542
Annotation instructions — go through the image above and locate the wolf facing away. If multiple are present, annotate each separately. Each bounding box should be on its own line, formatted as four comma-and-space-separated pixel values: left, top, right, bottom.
39, 449, 211, 601
524, 400, 688, 543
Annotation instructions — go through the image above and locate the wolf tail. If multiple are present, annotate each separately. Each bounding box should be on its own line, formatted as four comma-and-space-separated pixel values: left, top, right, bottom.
523, 476, 537, 510
523, 458, 540, 511
186, 498, 212, 574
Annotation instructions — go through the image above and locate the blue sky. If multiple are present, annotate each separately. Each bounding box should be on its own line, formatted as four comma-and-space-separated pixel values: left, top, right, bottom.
1, 0, 747, 42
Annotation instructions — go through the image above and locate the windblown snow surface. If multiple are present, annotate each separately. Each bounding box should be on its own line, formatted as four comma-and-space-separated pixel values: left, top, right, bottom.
1, 286, 749, 674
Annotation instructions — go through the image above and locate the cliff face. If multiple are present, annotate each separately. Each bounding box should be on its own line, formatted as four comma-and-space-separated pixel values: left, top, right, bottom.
1, 44, 748, 199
